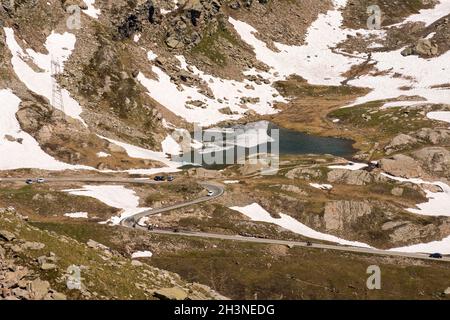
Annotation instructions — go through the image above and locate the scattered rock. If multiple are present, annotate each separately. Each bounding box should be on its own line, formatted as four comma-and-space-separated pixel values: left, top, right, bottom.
40, 263, 57, 271
21, 242, 45, 251
0, 230, 16, 242
131, 260, 144, 267
286, 168, 322, 180
280, 185, 309, 196
154, 287, 188, 300
30, 279, 50, 300
413, 147, 450, 175
414, 38, 438, 56
391, 187, 404, 196
327, 169, 373, 186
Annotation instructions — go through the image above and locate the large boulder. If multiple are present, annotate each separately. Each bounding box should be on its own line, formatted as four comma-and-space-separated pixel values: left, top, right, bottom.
401, 39, 439, 57
285, 168, 322, 180
154, 287, 188, 300
0, 230, 16, 242
413, 147, 450, 175
327, 169, 373, 186
388, 222, 436, 244
385, 134, 418, 154
379, 155, 424, 178
323, 201, 372, 231
414, 38, 438, 56
415, 128, 450, 145
30, 279, 50, 300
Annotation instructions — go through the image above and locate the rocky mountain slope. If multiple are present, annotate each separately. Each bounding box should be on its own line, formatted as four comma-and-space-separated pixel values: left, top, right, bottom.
1, 0, 450, 300
0, 207, 225, 300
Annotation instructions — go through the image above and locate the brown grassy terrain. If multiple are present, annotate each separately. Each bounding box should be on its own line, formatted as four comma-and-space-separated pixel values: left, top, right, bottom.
29, 220, 450, 300
268, 76, 371, 149
342, 0, 437, 29
0, 210, 218, 300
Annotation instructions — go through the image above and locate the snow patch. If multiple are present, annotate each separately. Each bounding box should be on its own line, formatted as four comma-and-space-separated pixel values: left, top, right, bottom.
64, 185, 150, 225
390, 235, 450, 255
309, 183, 333, 190
131, 251, 153, 258
96, 152, 110, 158
399, 0, 450, 27
83, 0, 101, 19
229, 1, 450, 109
161, 135, 182, 156
427, 111, 450, 127
230, 203, 371, 248
98, 135, 182, 173
4, 27, 86, 123
382, 173, 450, 217
137, 53, 284, 126
64, 212, 88, 219
0, 89, 90, 171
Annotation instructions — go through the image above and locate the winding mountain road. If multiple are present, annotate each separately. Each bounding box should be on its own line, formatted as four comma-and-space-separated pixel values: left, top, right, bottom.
1, 176, 449, 263
120, 182, 224, 227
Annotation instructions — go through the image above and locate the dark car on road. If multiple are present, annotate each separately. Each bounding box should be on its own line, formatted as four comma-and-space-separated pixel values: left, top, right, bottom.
25, 179, 33, 185
154, 176, 165, 181
429, 253, 443, 259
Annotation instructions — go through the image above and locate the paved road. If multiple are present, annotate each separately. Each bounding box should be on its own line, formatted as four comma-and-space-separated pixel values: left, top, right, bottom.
0, 177, 163, 185
1, 176, 448, 263
140, 229, 450, 262
121, 182, 224, 227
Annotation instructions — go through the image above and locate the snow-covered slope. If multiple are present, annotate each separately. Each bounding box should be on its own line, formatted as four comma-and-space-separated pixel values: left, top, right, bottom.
230, 203, 371, 248
229, 0, 450, 108
4, 28, 86, 123
64, 185, 150, 225
138, 54, 284, 126
0, 89, 89, 171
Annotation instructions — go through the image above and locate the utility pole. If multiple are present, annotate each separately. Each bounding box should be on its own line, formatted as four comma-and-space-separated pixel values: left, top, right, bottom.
50, 57, 65, 120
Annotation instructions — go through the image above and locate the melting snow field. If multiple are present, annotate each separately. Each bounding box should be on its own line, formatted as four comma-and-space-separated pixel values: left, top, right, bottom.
2, 28, 181, 174
192, 121, 276, 155
390, 235, 450, 255
0, 90, 180, 173
328, 162, 368, 171
400, 0, 450, 27
229, 0, 450, 108
0, 89, 89, 171
0, 90, 174, 173
161, 134, 182, 156
98, 135, 182, 175
427, 111, 450, 126
137, 54, 284, 126
230, 203, 371, 248
4, 27, 85, 123
382, 174, 450, 217
64, 185, 149, 225
230, 202, 450, 254
83, 0, 101, 19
